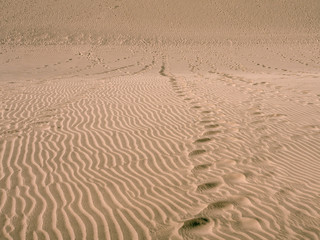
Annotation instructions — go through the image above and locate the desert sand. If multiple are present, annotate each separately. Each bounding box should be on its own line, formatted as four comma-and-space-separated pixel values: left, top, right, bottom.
1, 1, 320, 239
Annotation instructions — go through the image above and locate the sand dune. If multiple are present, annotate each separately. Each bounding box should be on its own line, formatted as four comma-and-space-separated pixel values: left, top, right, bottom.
1, 0, 320, 239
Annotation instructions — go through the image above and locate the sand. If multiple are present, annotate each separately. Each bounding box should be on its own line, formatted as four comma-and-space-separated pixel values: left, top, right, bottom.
1, 1, 320, 239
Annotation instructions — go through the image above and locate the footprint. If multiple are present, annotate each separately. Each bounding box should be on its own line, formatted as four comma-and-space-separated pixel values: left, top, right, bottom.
179, 217, 213, 234
251, 120, 264, 125
191, 106, 201, 109
233, 196, 252, 207
216, 159, 237, 167
203, 130, 221, 136
194, 138, 211, 144
205, 124, 220, 129
223, 172, 246, 183
252, 112, 262, 116
239, 217, 262, 231
34, 121, 50, 125
189, 149, 206, 157
34, 125, 51, 131
192, 163, 212, 171
207, 200, 234, 210
199, 120, 212, 124
197, 182, 221, 192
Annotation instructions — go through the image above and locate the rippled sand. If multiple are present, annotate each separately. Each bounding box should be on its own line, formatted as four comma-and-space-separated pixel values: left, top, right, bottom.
1, 43, 320, 239
1, 0, 320, 239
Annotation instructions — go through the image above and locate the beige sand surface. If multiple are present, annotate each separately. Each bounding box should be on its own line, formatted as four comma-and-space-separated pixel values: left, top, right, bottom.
1, 0, 320, 44
1, 1, 320, 239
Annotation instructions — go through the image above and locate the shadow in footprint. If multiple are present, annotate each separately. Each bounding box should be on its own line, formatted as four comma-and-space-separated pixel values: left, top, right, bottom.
192, 163, 212, 171
197, 182, 220, 192
205, 124, 220, 129
194, 138, 211, 144
179, 217, 210, 232
189, 149, 206, 157
191, 106, 201, 109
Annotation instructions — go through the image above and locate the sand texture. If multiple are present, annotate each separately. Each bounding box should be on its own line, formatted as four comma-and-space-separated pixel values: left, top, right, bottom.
1, 44, 320, 239
1, 0, 320, 239
1, 0, 320, 44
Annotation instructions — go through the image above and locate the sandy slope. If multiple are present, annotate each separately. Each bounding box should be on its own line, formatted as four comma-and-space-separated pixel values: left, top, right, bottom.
1, 43, 320, 239
1, 0, 320, 44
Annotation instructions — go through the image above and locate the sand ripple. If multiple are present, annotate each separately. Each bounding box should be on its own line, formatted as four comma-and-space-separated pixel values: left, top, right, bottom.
1, 45, 320, 239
